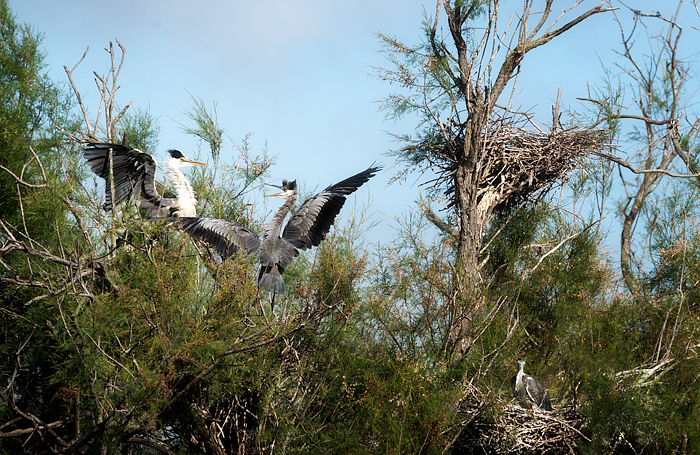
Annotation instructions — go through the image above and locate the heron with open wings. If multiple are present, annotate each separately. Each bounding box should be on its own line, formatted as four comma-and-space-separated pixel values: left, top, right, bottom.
83, 142, 207, 217
179, 165, 381, 295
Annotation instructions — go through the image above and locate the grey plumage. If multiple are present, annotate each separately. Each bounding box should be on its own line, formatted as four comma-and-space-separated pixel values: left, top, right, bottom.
512, 359, 553, 411
178, 164, 381, 295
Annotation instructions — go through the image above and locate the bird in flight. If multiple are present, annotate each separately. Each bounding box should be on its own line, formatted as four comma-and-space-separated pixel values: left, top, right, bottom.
83, 142, 207, 217
178, 164, 381, 295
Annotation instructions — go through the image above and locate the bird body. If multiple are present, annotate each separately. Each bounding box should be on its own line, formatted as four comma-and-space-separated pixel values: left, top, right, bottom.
179, 165, 381, 295
83, 143, 206, 217
83, 142, 380, 297
162, 152, 201, 216
512, 359, 552, 411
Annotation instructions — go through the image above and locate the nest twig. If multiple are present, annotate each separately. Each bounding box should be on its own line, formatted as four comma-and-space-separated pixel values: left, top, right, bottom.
452, 383, 588, 455
455, 403, 587, 455
430, 117, 604, 211
479, 122, 602, 204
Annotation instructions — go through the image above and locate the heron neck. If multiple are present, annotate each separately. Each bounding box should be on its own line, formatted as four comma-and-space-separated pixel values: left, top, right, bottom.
265, 192, 298, 239
516, 366, 525, 387
164, 158, 198, 217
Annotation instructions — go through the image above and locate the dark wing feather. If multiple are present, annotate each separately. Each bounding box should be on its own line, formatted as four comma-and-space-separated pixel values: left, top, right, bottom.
178, 217, 261, 259
512, 374, 530, 405
257, 237, 299, 294
282, 165, 381, 249
524, 375, 552, 411
83, 143, 158, 210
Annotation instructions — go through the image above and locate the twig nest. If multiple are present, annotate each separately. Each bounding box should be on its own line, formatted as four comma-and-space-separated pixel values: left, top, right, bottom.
435, 118, 604, 212
454, 403, 587, 455
479, 123, 603, 208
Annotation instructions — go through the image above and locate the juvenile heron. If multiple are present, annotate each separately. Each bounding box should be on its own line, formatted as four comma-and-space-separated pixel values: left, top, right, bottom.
178, 164, 381, 295
83, 142, 207, 217
512, 359, 553, 411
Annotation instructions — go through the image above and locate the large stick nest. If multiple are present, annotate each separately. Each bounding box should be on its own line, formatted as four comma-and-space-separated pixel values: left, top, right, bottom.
480, 122, 603, 205
452, 384, 588, 454
435, 119, 605, 211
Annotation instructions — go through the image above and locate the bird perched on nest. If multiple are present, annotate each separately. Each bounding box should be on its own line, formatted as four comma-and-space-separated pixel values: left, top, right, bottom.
512, 359, 553, 411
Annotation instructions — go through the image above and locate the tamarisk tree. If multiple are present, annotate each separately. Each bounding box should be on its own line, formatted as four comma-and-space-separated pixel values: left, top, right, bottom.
377, 0, 610, 355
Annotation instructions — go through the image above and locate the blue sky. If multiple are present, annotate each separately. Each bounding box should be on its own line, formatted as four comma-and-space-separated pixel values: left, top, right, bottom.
8, 0, 680, 247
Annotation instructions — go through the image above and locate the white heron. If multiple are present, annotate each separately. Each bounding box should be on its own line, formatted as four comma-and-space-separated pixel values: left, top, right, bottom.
83, 142, 207, 217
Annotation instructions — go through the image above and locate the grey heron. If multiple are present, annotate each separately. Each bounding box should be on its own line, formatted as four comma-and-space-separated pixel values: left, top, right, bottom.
178, 165, 381, 295
83, 142, 207, 217
512, 359, 553, 411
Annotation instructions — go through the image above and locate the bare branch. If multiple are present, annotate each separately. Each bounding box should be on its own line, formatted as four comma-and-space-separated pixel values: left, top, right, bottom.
525, 220, 599, 277
591, 150, 700, 178
54, 125, 82, 143
0, 420, 64, 438
61, 196, 93, 247
124, 438, 175, 455
417, 199, 457, 237
64, 47, 95, 139
0, 165, 47, 188
491, 3, 615, 108
551, 87, 562, 133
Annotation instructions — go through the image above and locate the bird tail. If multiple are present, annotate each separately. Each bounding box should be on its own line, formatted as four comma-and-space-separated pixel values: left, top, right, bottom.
258, 265, 286, 295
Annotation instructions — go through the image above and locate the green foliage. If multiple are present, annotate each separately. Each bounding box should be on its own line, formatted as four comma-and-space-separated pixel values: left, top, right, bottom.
0, 4, 85, 454
0, 0, 75, 237
118, 106, 161, 154
367, 210, 454, 358
483, 203, 610, 362
265, 316, 456, 454
181, 93, 224, 161
41, 222, 279, 453
647, 182, 700, 300
5, 1, 700, 453
581, 357, 700, 455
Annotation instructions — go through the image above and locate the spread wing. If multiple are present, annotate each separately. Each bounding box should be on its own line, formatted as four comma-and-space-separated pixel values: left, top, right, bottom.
177, 217, 261, 259
281, 165, 381, 250
83, 143, 158, 210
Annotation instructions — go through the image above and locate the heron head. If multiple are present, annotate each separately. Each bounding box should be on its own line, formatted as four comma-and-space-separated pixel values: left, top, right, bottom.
517, 359, 526, 370
167, 149, 207, 168
265, 179, 297, 199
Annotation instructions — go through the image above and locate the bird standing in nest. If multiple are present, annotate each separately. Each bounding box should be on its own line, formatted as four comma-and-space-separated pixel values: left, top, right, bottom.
512, 359, 553, 411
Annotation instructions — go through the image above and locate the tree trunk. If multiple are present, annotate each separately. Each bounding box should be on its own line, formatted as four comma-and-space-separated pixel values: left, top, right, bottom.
439, 1, 611, 356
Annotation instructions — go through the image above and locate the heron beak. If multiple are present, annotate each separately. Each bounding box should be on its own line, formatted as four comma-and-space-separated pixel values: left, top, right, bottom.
265, 191, 287, 199
180, 158, 208, 167
263, 183, 286, 198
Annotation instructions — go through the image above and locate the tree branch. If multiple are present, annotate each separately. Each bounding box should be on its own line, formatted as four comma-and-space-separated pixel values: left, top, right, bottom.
0, 165, 47, 188
525, 220, 599, 278
591, 150, 700, 178
491, 4, 614, 107
124, 438, 175, 455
